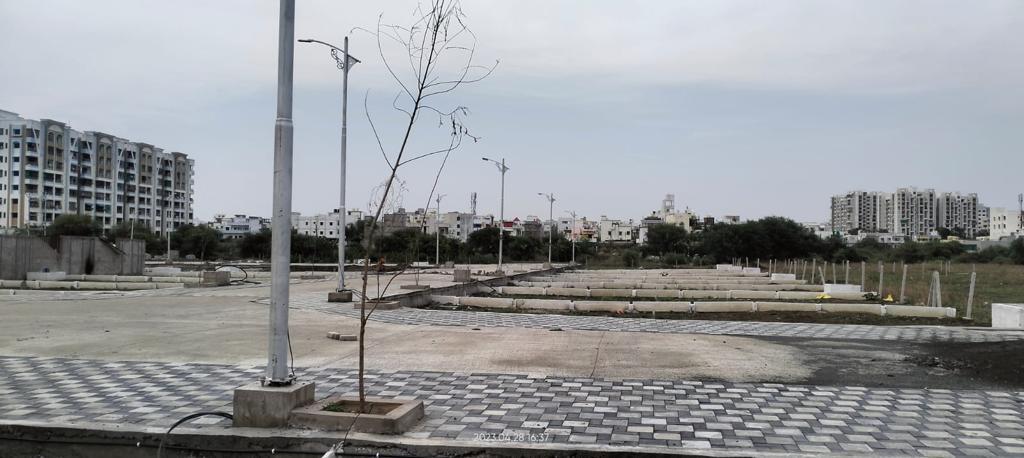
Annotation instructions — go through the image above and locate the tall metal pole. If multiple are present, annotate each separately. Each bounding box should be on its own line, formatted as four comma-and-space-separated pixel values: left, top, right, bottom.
566, 210, 577, 265
337, 36, 350, 292
538, 193, 554, 265
298, 37, 358, 292
435, 194, 444, 266
267, 0, 295, 385
499, 159, 506, 273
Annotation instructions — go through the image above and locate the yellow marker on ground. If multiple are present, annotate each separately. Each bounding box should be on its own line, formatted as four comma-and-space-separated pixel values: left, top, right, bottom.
884, 294, 895, 302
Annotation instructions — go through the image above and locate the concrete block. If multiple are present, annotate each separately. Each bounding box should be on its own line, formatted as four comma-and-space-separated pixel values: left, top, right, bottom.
821, 303, 883, 315
634, 289, 679, 299
233, 381, 315, 428
742, 267, 762, 274
453, 269, 472, 282
326, 332, 357, 341
885, 305, 955, 318
992, 304, 1024, 329
755, 302, 818, 312
824, 284, 863, 294
681, 290, 729, 299
501, 286, 545, 295
35, 280, 74, 290
693, 301, 755, 313
516, 298, 572, 311
716, 264, 742, 272
327, 291, 353, 302
26, 271, 66, 281
200, 270, 231, 286
459, 296, 515, 309
633, 301, 689, 313
573, 300, 629, 312
770, 273, 797, 282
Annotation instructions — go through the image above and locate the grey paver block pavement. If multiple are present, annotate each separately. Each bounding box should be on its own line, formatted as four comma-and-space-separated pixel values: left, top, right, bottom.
2, 355, 1023, 456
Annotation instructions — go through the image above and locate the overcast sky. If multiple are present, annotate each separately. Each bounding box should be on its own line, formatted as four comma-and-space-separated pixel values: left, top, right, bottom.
2, 1, 1022, 223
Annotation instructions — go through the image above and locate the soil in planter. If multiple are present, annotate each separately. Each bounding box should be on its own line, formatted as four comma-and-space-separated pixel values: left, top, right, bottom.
323, 399, 400, 415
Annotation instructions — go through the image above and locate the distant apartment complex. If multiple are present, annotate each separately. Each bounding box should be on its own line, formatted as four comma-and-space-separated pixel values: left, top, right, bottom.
211, 214, 269, 239
291, 209, 364, 239
0, 109, 194, 234
831, 188, 982, 239
990, 207, 1023, 240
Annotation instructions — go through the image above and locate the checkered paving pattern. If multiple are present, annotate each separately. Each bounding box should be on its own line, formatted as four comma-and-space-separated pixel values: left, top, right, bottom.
281, 292, 1024, 343
2, 355, 1023, 456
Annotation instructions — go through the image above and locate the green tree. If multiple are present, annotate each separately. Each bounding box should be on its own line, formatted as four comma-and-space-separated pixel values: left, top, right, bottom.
109, 221, 164, 255
172, 224, 222, 261
239, 229, 272, 260
46, 214, 102, 247
643, 223, 689, 256
467, 227, 501, 256
1010, 238, 1024, 264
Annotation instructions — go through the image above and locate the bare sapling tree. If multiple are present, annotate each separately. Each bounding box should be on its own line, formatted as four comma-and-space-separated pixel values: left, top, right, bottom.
353, 0, 496, 411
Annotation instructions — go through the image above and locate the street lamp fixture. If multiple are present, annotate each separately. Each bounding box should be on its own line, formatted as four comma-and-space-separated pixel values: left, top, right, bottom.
565, 209, 577, 265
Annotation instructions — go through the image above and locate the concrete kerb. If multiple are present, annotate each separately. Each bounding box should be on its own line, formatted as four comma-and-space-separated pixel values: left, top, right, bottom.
387, 266, 572, 308
0, 421, 809, 458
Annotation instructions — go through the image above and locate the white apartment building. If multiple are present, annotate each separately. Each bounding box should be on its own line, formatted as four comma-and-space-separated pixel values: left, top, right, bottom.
936, 192, 979, 238
599, 216, 636, 243
292, 209, 363, 238
211, 214, 269, 239
830, 191, 891, 233
0, 109, 194, 234
411, 208, 490, 242
831, 188, 987, 239
989, 207, 1023, 240
978, 205, 990, 234
892, 187, 937, 237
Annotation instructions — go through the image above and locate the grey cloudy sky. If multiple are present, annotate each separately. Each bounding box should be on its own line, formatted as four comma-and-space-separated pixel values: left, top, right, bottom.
2, 1, 1022, 223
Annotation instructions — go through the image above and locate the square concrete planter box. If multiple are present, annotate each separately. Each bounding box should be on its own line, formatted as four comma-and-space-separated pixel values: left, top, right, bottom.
352, 300, 401, 310
291, 396, 423, 434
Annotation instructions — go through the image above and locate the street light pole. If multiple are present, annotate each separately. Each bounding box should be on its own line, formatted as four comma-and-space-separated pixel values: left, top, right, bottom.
435, 193, 445, 266
298, 37, 359, 293
538, 192, 555, 266
267, 0, 296, 386
481, 157, 509, 274
565, 210, 577, 265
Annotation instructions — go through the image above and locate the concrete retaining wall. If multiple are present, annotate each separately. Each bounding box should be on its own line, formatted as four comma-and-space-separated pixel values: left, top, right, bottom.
0, 236, 61, 280
991, 303, 1024, 329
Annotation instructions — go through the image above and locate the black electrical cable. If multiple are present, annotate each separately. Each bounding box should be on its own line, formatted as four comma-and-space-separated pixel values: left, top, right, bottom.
156, 411, 233, 458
